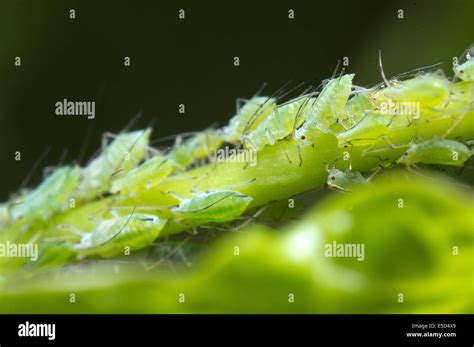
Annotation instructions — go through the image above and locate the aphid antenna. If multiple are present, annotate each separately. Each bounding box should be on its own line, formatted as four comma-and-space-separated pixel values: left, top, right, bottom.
242, 80, 297, 136
19, 146, 51, 189
77, 121, 96, 165
391, 62, 444, 82
291, 83, 322, 136
89, 208, 138, 249
378, 49, 392, 88
184, 191, 247, 214
111, 205, 173, 212
331, 59, 342, 79
122, 109, 144, 132
150, 131, 199, 146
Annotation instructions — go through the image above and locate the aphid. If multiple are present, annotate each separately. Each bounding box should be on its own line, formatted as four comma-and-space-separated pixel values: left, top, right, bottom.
371, 51, 450, 109
326, 168, 369, 192
10, 166, 81, 223
221, 96, 277, 144
241, 93, 317, 151
370, 71, 450, 109
398, 137, 472, 167
110, 155, 174, 197
336, 112, 392, 147
77, 128, 152, 200
171, 189, 253, 224
294, 74, 354, 143
453, 44, 474, 81
166, 129, 222, 169
72, 213, 167, 258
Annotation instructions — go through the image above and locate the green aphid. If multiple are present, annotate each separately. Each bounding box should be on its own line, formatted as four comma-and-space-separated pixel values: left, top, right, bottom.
167, 130, 222, 169
398, 138, 472, 167
453, 44, 474, 81
10, 166, 81, 223
73, 213, 167, 258
111, 155, 174, 197
77, 129, 152, 200
371, 72, 450, 108
294, 74, 354, 142
221, 96, 276, 144
242, 94, 316, 151
326, 168, 369, 192
336, 113, 392, 147
172, 190, 253, 224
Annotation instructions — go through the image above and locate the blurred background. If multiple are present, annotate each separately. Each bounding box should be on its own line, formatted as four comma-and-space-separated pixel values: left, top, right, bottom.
0, 0, 473, 200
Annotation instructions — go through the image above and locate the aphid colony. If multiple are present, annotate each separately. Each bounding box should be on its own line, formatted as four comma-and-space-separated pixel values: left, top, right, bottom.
1, 46, 473, 263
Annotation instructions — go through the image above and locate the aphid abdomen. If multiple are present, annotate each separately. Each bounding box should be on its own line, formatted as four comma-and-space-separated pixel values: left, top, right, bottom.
111, 155, 173, 195
73, 214, 167, 258
395, 74, 449, 107
243, 97, 312, 151
336, 114, 390, 147
311, 74, 354, 133
78, 129, 151, 200
11, 166, 81, 222
172, 190, 252, 223
105, 129, 151, 173
167, 130, 222, 169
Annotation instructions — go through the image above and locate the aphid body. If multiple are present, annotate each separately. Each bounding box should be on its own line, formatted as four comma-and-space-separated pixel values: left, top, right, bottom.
221, 96, 276, 144
111, 155, 174, 196
294, 74, 354, 142
370, 72, 450, 108
327, 168, 368, 192
172, 190, 253, 224
398, 138, 472, 167
242, 94, 317, 151
167, 130, 222, 169
73, 213, 167, 258
78, 129, 152, 200
10, 166, 81, 222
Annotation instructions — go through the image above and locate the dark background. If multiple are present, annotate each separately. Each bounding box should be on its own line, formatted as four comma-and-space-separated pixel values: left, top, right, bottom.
0, 0, 473, 200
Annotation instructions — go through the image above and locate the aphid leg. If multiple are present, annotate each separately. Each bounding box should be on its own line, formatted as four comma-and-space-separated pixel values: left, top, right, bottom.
363, 135, 409, 155
211, 178, 257, 191
328, 183, 350, 193
190, 173, 209, 193
144, 236, 191, 271
231, 204, 269, 231
56, 223, 86, 237
443, 108, 471, 138
275, 141, 292, 165
366, 166, 382, 183
297, 143, 303, 167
